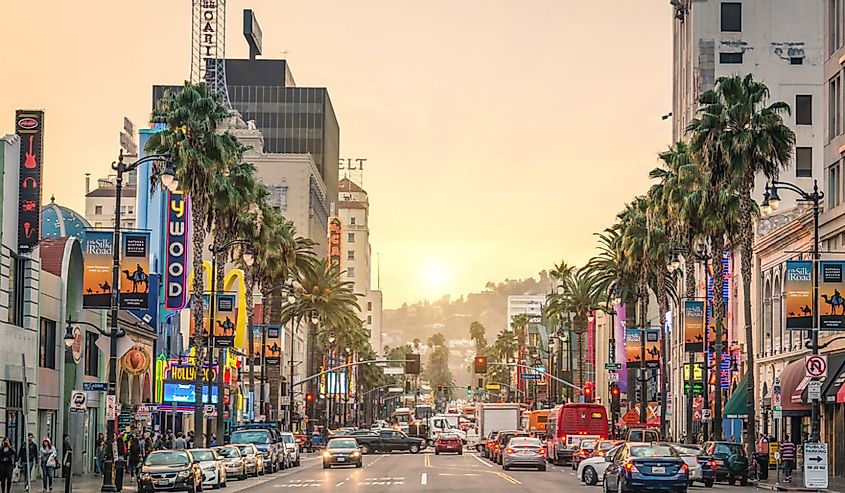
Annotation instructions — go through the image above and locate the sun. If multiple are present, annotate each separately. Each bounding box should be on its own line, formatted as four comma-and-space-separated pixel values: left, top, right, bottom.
421, 260, 450, 297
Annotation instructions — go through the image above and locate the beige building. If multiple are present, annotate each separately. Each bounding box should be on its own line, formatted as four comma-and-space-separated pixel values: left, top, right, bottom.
84, 172, 138, 229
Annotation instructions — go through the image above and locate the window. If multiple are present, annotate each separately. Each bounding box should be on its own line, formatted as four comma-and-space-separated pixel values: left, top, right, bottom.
347, 267, 355, 278
829, 161, 841, 209
830, 74, 841, 141
127, 205, 134, 215
347, 233, 355, 243
39, 319, 56, 369
84, 332, 100, 377
350, 217, 356, 225
790, 57, 804, 65
94, 205, 103, 215
367, 315, 372, 325
721, 2, 742, 32
348, 250, 355, 261
719, 52, 743, 64
796, 147, 813, 177
8, 256, 25, 326
831, 0, 843, 55
796, 95, 812, 125
367, 302, 373, 311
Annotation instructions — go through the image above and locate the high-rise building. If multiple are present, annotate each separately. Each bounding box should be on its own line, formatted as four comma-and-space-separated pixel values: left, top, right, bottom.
337, 178, 383, 353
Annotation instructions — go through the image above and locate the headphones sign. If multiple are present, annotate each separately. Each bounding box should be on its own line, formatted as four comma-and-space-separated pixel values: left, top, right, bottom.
15, 110, 44, 253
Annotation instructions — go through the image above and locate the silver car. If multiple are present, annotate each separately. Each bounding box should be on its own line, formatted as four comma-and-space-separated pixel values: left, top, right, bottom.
501, 437, 547, 471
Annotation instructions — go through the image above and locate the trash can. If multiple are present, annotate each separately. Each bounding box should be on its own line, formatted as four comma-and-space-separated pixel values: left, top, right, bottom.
757, 452, 769, 480
114, 460, 125, 492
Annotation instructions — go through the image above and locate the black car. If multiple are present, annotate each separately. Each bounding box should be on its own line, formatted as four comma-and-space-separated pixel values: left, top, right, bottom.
353, 430, 424, 454
322, 438, 363, 468
138, 450, 203, 493
700, 441, 749, 486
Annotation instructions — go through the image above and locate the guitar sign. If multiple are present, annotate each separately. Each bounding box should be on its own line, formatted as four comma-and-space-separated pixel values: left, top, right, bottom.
15, 110, 44, 253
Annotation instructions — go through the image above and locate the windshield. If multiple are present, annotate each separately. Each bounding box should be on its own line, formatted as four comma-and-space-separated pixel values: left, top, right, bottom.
146, 452, 189, 466
191, 450, 215, 461
281, 435, 295, 444
672, 445, 701, 456
580, 440, 596, 449
510, 438, 541, 447
230, 430, 271, 445
599, 441, 616, 450
438, 434, 459, 440
327, 439, 358, 449
715, 443, 745, 457
214, 447, 240, 458
630, 445, 677, 458
236, 445, 255, 455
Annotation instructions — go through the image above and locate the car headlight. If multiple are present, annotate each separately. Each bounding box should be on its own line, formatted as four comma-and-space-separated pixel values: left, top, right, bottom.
350, 451, 360, 458
322, 451, 332, 459
139, 473, 151, 480
177, 470, 192, 478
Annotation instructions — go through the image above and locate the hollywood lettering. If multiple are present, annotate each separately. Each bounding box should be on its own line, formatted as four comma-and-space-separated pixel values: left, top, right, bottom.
165, 190, 189, 310
166, 364, 217, 383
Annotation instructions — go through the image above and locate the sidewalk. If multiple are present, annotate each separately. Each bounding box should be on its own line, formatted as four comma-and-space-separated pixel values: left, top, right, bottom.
757, 469, 845, 492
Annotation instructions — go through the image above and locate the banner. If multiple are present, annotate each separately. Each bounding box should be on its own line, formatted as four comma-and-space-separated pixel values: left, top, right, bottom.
683, 300, 706, 353
250, 325, 263, 366
82, 230, 114, 308
614, 304, 628, 394
820, 261, 845, 330
264, 325, 281, 366
189, 294, 211, 342
16, 110, 44, 253
785, 260, 813, 329
644, 328, 660, 369
165, 190, 189, 310
119, 232, 151, 309
625, 328, 642, 368
213, 294, 237, 347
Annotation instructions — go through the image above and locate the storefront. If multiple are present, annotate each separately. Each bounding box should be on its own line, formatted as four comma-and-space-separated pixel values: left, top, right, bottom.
778, 358, 812, 442
822, 351, 845, 476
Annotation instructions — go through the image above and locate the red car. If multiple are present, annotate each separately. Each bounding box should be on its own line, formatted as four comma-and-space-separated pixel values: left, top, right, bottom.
435, 433, 463, 455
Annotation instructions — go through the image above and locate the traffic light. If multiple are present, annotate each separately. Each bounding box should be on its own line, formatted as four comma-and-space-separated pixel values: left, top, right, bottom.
466, 386, 473, 398
610, 383, 621, 413
583, 381, 594, 403
437, 383, 444, 393
405, 353, 421, 374
473, 355, 488, 374
305, 393, 314, 403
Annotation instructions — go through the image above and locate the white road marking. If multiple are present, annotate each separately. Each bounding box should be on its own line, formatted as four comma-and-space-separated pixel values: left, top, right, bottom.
335, 482, 344, 487
471, 454, 494, 468
437, 473, 479, 476
421, 473, 428, 485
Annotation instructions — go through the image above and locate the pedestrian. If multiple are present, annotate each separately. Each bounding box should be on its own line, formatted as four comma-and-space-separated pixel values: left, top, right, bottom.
186, 432, 194, 449
17, 433, 37, 489
779, 435, 797, 482
173, 434, 187, 450
127, 437, 141, 483
38, 437, 57, 492
0, 438, 15, 493
163, 433, 173, 450
61, 435, 72, 480
94, 437, 105, 476
210, 434, 217, 447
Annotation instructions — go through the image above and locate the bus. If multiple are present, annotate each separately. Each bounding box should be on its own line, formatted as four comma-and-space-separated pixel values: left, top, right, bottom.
545, 403, 608, 465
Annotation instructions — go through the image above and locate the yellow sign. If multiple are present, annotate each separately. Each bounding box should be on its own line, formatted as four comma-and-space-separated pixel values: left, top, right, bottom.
486, 383, 501, 390
683, 363, 704, 381
769, 443, 779, 465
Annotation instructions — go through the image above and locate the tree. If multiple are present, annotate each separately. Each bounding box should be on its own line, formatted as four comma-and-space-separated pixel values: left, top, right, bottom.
469, 321, 487, 353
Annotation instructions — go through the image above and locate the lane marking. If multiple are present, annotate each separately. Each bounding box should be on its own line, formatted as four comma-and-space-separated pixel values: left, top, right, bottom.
421, 473, 427, 485
471, 454, 494, 468
424, 454, 431, 467
335, 482, 344, 487
496, 472, 522, 485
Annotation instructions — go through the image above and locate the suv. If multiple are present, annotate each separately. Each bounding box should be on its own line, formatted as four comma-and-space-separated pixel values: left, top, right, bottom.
494, 430, 530, 465
700, 441, 749, 486
279, 432, 300, 467
230, 427, 284, 472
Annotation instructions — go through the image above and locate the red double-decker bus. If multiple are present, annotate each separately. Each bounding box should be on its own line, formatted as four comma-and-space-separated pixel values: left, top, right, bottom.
545, 403, 609, 465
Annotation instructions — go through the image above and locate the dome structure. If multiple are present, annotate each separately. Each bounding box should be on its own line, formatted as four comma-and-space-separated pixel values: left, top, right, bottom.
41, 196, 90, 239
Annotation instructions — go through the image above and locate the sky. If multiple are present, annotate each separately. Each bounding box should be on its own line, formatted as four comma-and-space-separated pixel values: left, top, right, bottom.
0, 1, 672, 308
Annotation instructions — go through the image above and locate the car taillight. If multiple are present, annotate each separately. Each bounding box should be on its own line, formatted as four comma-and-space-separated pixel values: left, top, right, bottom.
505, 448, 515, 455
536, 449, 546, 455
624, 461, 638, 474
710, 459, 717, 469
597, 451, 605, 457
681, 463, 689, 474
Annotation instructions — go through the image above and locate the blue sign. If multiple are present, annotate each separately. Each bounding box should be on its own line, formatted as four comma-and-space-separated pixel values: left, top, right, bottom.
520, 373, 541, 380
83, 382, 109, 392
163, 382, 218, 404
165, 190, 189, 310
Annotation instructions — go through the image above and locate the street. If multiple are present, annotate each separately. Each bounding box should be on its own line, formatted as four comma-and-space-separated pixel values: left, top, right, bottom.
220, 450, 755, 493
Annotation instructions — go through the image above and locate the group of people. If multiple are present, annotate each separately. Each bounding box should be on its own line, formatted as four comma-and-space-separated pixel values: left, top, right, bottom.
0, 433, 73, 493
756, 434, 798, 482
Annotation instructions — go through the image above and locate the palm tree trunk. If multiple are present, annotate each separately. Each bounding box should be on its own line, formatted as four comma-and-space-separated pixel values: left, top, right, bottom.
685, 240, 697, 299
639, 268, 648, 425
191, 207, 208, 442
245, 267, 256, 421
658, 262, 669, 438
711, 234, 727, 440
739, 178, 758, 462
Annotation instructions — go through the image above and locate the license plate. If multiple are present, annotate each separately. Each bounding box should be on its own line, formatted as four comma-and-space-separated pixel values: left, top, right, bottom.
652, 466, 665, 474
157, 480, 170, 485
337, 457, 345, 462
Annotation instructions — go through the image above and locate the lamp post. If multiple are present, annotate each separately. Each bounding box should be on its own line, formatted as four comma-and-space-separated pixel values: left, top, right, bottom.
206, 239, 254, 446
94, 150, 175, 492
762, 179, 823, 442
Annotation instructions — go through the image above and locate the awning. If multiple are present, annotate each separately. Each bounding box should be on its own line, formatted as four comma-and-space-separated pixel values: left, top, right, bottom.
821, 352, 845, 404
780, 358, 812, 414
724, 373, 748, 419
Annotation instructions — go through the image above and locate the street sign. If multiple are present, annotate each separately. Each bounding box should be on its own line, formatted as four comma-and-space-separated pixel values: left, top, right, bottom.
604, 362, 622, 370
83, 382, 109, 392
279, 396, 291, 406
701, 409, 712, 422
387, 387, 403, 393
808, 380, 822, 401
383, 367, 404, 375
684, 382, 704, 395
136, 405, 151, 417
803, 442, 828, 489
520, 373, 541, 380
773, 407, 783, 419
106, 395, 118, 420
805, 355, 828, 378
608, 372, 619, 382
69, 391, 86, 414
772, 393, 782, 407
486, 383, 501, 390
203, 405, 217, 417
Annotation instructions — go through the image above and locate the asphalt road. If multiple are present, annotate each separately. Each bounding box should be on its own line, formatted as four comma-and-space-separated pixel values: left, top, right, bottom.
218, 450, 756, 493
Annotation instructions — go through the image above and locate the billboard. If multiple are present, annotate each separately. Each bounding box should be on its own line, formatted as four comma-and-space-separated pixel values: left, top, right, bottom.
119, 232, 151, 309
683, 300, 706, 353
785, 260, 813, 329
82, 230, 114, 308
165, 190, 189, 310
15, 110, 44, 253
212, 294, 237, 347
264, 325, 281, 366
820, 261, 845, 330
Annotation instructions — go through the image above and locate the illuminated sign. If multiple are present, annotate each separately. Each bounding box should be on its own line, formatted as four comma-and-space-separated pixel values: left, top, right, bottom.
165, 190, 189, 310
15, 110, 44, 252
165, 363, 218, 383
328, 216, 342, 268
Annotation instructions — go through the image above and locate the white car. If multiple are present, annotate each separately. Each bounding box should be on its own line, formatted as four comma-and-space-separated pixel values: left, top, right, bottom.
671, 444, 704, 483
372, 420, 389, 430
279, 432, 300, 467
191, 448, 227, 489
576, 445, 623, 486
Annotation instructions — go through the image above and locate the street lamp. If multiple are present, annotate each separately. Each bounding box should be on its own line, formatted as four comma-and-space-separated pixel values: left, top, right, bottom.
762, 179, 823, 443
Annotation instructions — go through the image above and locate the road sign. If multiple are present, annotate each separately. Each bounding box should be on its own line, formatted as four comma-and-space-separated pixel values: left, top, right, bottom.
803, 442, 828, 489
805, 355, 828, 378
773, 407, 783, 419
279, 396, 291, 406
69, 391, 86, 414
83, 382, 109, 392
605, 362, 622, 370
608, 372, 619, 382
387, 387, 403, 393
106, 395, 117, 420
485, 383, 501, 390
808, 380, 822, 401
203, 405, 216, 417
520, 373, 541, 380
772, 393, 782, 407
701, 409, 712, 422
383, 367, 404, 375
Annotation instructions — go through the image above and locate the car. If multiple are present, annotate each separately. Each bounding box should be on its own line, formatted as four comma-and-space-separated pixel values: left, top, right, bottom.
190, 448, 226, 489
229, 428, 281, 472
434, 433, 463, 455
295, 434, 312, 453
501, 436, 546, 471
602, 442, 689, 493
234, 444, 265, 477
371, 420, 389, 430
573, 438, 597, 470
322, 438, 363, 469
493, 430, 530, 465
352, 429, 425, 454
214, 446, 247, 481
278, 432, 300, 467
699, 441, 748, 486
480, 431, 498, 457
671, 443, 715, 488
138, 450, 203, 493
578, 444, 624, 486
590, 439, 620, 459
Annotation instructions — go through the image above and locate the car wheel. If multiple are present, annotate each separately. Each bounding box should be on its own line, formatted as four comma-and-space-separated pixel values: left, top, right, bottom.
409, 444, 421, 454
728, 475, 736, 486
458, 450, 463, 456
704, 479, 714, 488
294, 459, 300, 467
356, 462, 362, 468
740, 476, 748, 487
583, 466, 598, 486
360, 445, 370, 455
502, 465, 510, 471
435, 451, 440, 455
538, 465, 546, 471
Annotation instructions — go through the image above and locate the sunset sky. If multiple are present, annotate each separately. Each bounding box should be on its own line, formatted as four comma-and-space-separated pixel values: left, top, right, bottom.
0, 1, 672, 308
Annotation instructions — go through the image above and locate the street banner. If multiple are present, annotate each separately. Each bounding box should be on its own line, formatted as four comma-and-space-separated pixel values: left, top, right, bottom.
625, 328, 642, 368
250, 325, 263, 366
213, 294, 237, 347
264, 325, 281, 366
785, 260, 813, 329
820, 261, 845, 330
683, 300, 706, 353
644, 328, 660, 369
119, 232, 151, 309
189, 294, 211, 342
82, 230, 114, 309
165, 190, 189, 310
614, 303, 628, 394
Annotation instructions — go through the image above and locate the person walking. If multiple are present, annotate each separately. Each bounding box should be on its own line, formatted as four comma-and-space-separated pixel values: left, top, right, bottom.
173, 434, 187, 450
94, 436, 105, 476
0, 438, 16, 493
17, 433, 37, 490
779, 435, 797, 482
127, 437, 141, 483
38, 437, 57, 492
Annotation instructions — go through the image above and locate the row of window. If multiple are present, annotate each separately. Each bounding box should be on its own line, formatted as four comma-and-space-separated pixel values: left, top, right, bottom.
831, 0, 845, 56
38, 318, 99, 376
91, 205, 135, 216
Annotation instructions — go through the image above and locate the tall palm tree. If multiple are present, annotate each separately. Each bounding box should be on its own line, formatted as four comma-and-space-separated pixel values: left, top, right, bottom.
492, 329, 517, 387
469, 321, 487, 353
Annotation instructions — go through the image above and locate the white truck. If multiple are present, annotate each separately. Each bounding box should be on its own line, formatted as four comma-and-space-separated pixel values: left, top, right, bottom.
428, 414, 467, 443
475, 403, 521, 451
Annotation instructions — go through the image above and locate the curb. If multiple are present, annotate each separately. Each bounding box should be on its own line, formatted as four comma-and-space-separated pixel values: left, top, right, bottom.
756, 482, 831, 492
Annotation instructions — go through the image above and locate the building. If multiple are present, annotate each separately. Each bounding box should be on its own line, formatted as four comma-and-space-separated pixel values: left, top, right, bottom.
84, 172, 138, 229
337, 178, 384, 353
506, 296, 544, 325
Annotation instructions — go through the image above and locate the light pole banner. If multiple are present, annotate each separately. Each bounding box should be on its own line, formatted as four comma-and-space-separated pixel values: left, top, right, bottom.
213, 294, 237, 347
644, 328, 660, 369
785, 260, 813, 330
264, 325, 281, 366
625, 328, 642, 368
820, 261, 845, 330
683, 300, 706, 353
82, 230, 114, 309
119, 231, 151, 309
189, 294, 211, 342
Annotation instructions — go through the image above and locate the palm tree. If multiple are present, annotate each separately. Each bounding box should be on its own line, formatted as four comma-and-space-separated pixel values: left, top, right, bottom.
492, 329, 517, 387
469, 321, 487, 353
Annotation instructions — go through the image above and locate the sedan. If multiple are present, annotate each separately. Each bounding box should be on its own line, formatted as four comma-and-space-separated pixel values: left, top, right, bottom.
603, 443, 689, 493
573, 439, 597, 470
214, 446, 247, 481
322, 438, 363, 469
434, 433, 463, 455
234, 444, 264, 477
138, 450, 203, 493
700, 441, 748, 486
671, 444, 715, 488
578, 444, 623, 486
190, 449, 226, 489
501, 437, 546, 471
